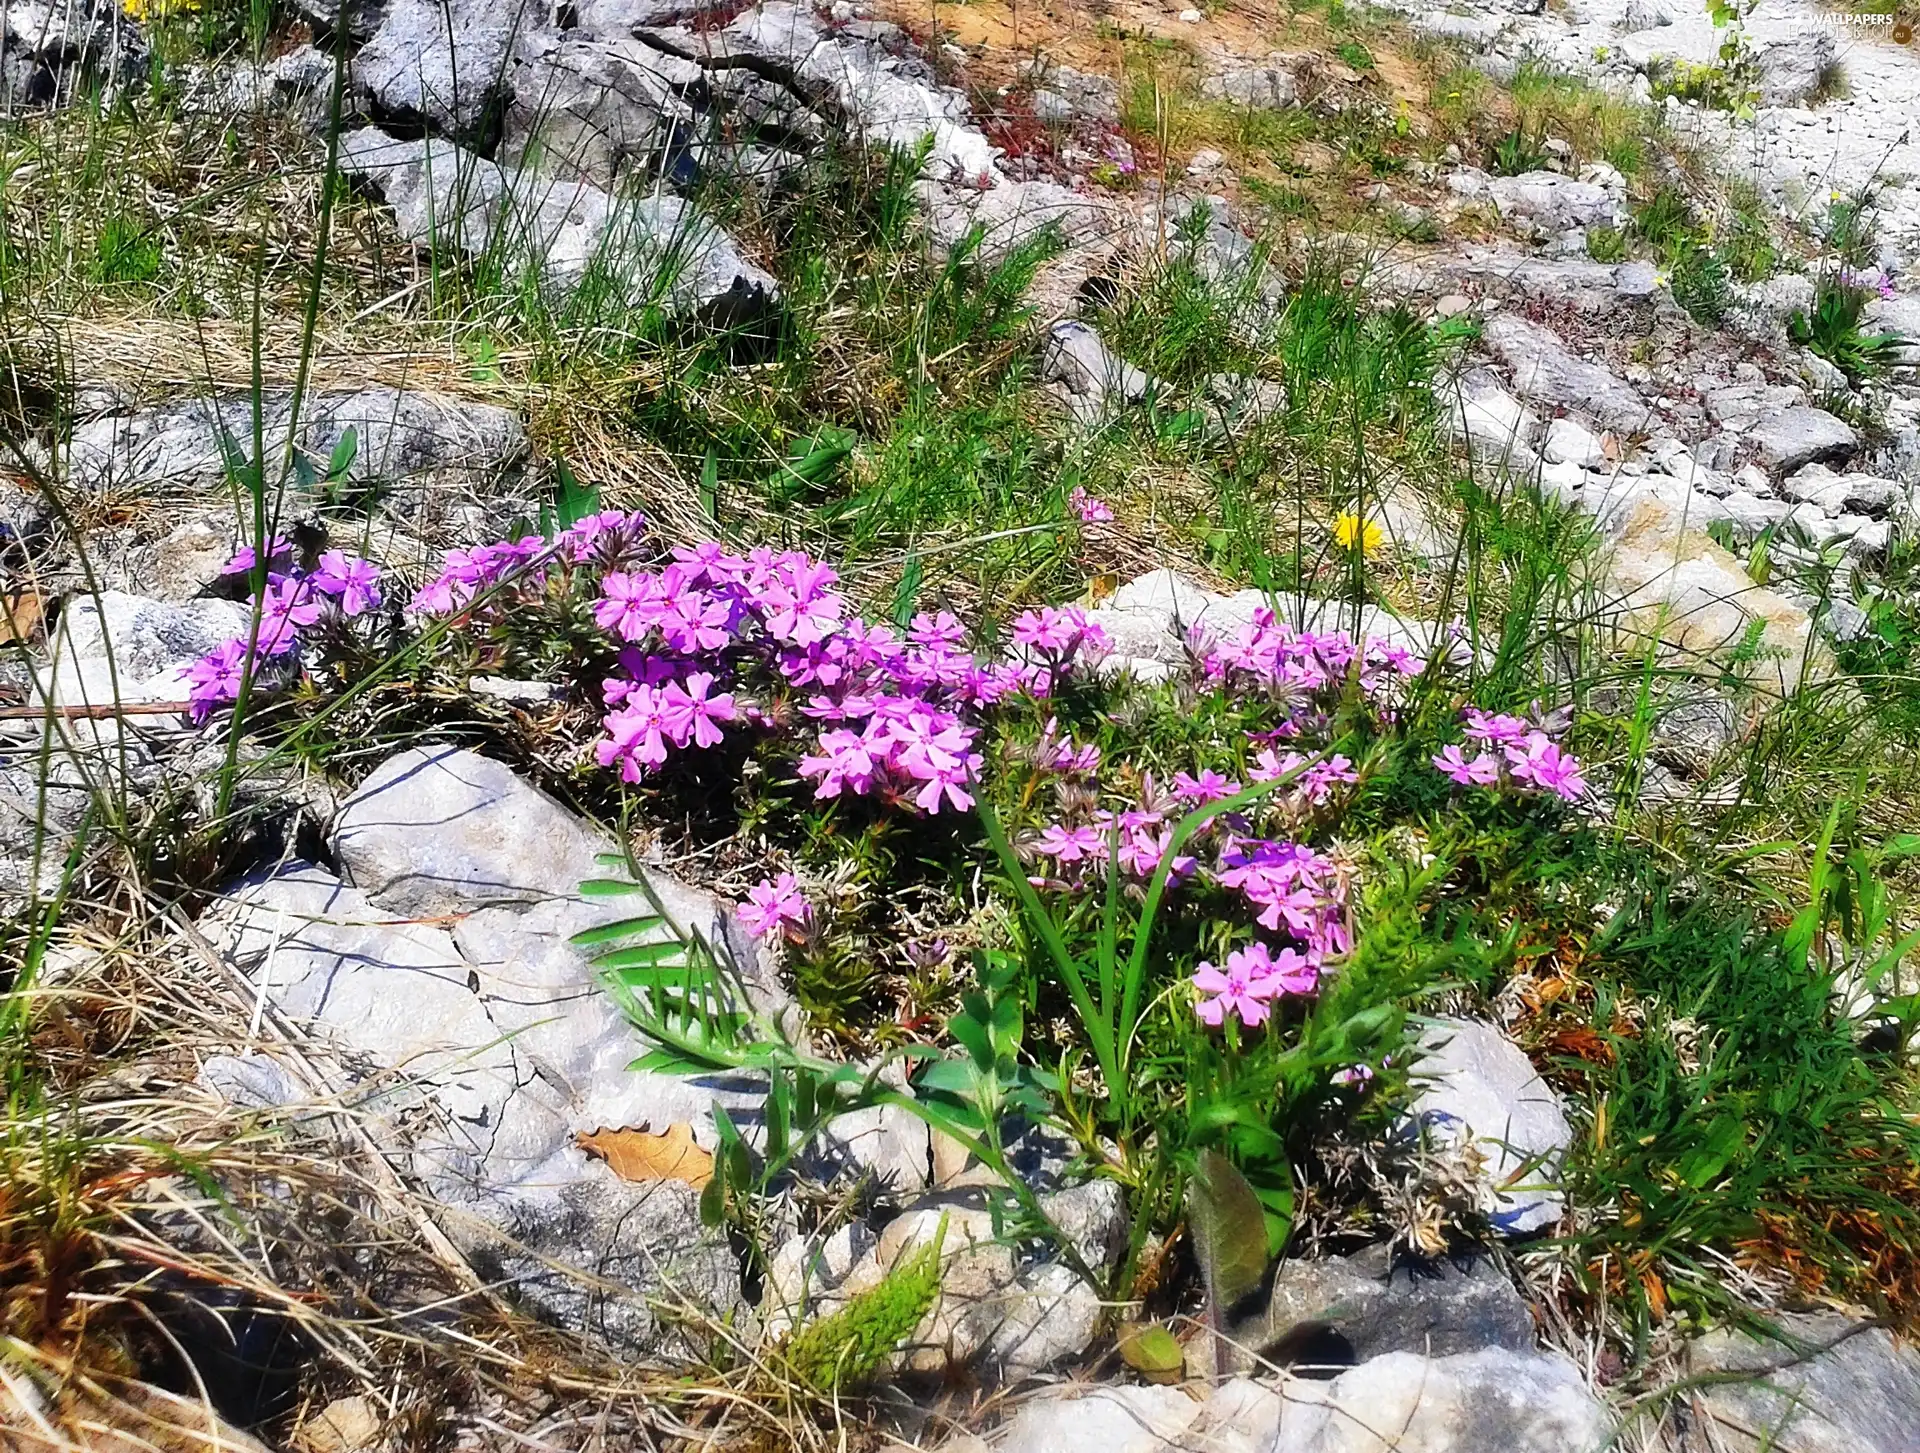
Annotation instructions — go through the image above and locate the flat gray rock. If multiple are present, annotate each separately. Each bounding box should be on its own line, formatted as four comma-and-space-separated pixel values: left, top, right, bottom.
1040, 320, 1159, 422
1232, 1244, 1536, 1373
352, 0, 514, 141
64, 387, 528, 527
340, 126, 779, 322
500, 29, 700, 186
1744, 406, 1857, 474
1269, 1347, 1612, 1451
1479, 313, 1650, 434
1677, 1313, 1920, 1453
207, 839, 750, 1351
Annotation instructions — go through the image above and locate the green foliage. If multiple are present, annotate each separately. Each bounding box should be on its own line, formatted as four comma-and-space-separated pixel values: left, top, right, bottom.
89, 215, 161, 286
1585, 224, 1628, 263
1633, 186, 1696, 252
1562, 883, 1920, 1344
1789, 278, 1908, 383
1488, 128, 1550, 176
1335, 41, 1376, 70
1669, 242, 1732, 326
1822, 187, 1881, 266
784, 1221, 946, 1391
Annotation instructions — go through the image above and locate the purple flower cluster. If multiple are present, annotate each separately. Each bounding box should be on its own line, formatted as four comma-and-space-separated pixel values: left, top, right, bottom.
1070, 486, 1114, 524
1198, 607, 1423, 711
1432, 707, 1587, 801
1216, 838, 1348, 958
183, 546, 383, 721
413, 510, 650, 616
418, 518, 1110, 817
1837, 264, 1900, 301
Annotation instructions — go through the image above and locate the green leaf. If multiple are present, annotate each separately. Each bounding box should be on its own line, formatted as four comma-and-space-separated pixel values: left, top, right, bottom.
594, 939, 689, 970
568, 913, 665, 947
912, 1059, 977, 1097
699, 446, 720, 524
326, 425, 359, 481
578, 877, 650, 897
553, 455, 601, 531
890, 552, 923, 628
1189, 1150, 1269, 1316
1116, 1323, 1186, 1383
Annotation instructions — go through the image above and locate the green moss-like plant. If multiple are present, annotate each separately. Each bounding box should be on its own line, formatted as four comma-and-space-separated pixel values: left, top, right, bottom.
783, 1217, 947, 1393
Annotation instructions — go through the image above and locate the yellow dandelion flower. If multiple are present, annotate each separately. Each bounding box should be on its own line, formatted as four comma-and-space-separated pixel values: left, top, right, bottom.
123, 0, 201, 19
1333, 512, 1385, 554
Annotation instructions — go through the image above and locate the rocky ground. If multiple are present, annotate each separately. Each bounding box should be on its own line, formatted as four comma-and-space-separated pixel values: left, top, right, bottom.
5, 0, 1920, 1450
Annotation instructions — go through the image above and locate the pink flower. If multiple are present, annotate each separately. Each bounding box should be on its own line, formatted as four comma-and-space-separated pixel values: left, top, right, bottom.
597, 687, 672, 781
760, 558, 844, 646
1070, 485, 1114, 524
1192, 944, 1306, 1028
1174, 769, 1242, 804
183, 639, 253, 721
1333, 1063, 1375, 1088
220, 537, 292, 577
797, 727, 882, 799
1433, 744, 1501, 787
737, 872, 812, 940
309, 551, 382, 617
1036, 823, 1106, 863
652, 567, 734, 653
657, 672, 736, 749
1463, 709, 1530, 749
1009, 606, 1109, 667
593, 571, 661, 642
254, 576, 321, 655
1119, 826, 1197, 883
1507, 733, 1586, 801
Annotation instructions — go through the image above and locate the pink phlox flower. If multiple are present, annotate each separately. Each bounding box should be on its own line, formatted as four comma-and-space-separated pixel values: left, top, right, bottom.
737, 872, 812, 940
1011, 606, 1077, 654
652, 565, 735, 653
1174, 768, 1243, 804
657, 672, 736, 749
597, 686, 673, 780
1036, 719, 1100, 775
1256, 943, 1321, 995
1464, 709, 1531, 749
670, 540, 745, 584
593, 571, 663, 642
1301, 754, 1358, 802
1332, 1063, 1375, 1087
1069, 485, 1114, 524
1010, 606, 1109, 666
760, 557, 845, 646
220, 537, 293, 577
559, 509, 648, 562
1119, 826, 1197, 883
1192, 945, 1287, 1028
876, 703, 981, 813
1433, 744, 1502, 787
1507, 733, 1586, 800
1367, 639, 1424, 677
908, 611, 967, 651
798, 727, 883, 799
1035, 823, 1106, 864
183, 639, 253, 721
254, 576, 321, 655
309, 551, 382, 617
